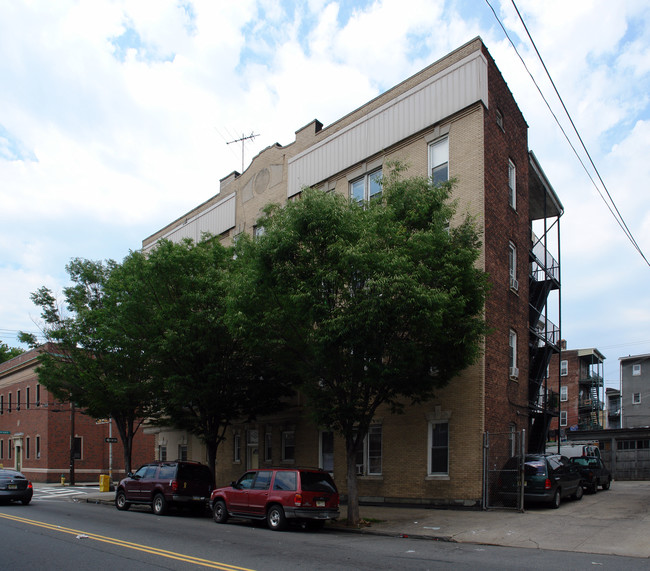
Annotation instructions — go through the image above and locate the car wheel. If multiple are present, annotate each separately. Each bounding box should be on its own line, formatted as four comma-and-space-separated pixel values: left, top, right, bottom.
21, 498, 31, 506
572, 483, 584, 501
212, 500, 229, 524
115, 490, 130, 511
267, 504, 287, 531
551, 488, 561, 509
602, 479, 611, 490
152, 493, 168, 516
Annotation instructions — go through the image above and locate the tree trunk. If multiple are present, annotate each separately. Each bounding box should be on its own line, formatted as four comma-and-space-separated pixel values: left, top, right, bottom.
346, 441, 360, 526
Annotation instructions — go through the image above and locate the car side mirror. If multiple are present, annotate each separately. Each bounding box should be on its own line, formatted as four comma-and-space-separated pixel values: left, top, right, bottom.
231, 481, 237, 488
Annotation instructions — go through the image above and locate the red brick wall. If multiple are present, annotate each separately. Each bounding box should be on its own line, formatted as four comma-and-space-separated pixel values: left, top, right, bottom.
481, 44, 530, 435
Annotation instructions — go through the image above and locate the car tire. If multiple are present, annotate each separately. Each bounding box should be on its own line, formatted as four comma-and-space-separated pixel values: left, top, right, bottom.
551, 488, 561, 509
213, 500, 229, 524
602, 479, 611, 490
589, 482, 598, 494
152, 493, 168, 516
267, 504, 287, 531
115, 490, 130, 511
572, 483, 584, 501
21, 498, 31, 506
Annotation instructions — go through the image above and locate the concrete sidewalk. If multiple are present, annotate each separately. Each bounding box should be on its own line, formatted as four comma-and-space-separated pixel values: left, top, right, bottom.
76, 480, 650, 559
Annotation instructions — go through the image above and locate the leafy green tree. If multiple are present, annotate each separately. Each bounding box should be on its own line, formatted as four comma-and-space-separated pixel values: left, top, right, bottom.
0, 342, 24, 364
111, 238, 292, 480
232, 165, 489, 525
21, 258, 157, 475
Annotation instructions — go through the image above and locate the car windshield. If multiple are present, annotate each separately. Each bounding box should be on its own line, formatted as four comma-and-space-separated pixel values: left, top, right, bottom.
523, 460, 546, 476
300, 471, 337, 493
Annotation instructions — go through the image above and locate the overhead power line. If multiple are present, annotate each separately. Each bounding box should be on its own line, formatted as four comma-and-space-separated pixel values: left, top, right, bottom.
485, 0, 650, 267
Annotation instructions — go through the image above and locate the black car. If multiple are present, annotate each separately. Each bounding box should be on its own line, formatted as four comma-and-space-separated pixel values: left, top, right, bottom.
0, 469, 33, 505
500, 454, 583, 508
115, 460, 213, 515
569, 456, 612, 493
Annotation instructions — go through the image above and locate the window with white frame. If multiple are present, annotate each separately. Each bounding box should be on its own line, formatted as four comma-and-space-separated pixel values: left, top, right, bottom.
159, 445, 167, 461
633, 364, 641, 376
282, 430, 295, 462
560, 360, 568, 376
428, 421, 449, 475
509, 330, 518, 377
178, 443, 188, 461
233, 433, 241, 463
508, 159, 516, 210
560, 411, 568, 426
560, 386, 568, 402
428, 137, 449, 185
354, 425, 383, 476
36, 436, 40, 459
633, 393, 642, 405
350, 169, 382, 203
508, 242, 517, 291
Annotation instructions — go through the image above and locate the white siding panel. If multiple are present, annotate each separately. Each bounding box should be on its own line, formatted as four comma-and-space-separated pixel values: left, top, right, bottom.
286, 51, 488, 197
143, 194, 236, 253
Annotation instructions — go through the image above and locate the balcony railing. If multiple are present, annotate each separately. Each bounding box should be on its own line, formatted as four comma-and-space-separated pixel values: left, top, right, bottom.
578, 397, 604, 410
530, 239, 560, 283
579, 373, 603, 387
532, 316, 561, 348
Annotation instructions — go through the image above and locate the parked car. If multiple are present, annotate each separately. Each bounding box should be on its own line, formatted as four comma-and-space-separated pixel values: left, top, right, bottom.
499, 454, 583, 508
115, 460, 213, 515
210, 468, 340, 531
570, 456, 612, 493
550, 442, 600, 459
0, 469, 33, 505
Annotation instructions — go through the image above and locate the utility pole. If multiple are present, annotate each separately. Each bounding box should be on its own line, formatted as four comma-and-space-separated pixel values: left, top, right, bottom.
226, 132, 259, 173
69, 402, 76, 486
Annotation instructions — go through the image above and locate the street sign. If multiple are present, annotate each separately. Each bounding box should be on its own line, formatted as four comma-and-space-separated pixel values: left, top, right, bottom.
105, 437, 118, 443
0, 431, 10, 434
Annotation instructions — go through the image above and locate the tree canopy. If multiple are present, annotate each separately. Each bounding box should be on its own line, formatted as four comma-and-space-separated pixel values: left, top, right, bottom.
0, 342, 24, 365
231, 165, 489, 524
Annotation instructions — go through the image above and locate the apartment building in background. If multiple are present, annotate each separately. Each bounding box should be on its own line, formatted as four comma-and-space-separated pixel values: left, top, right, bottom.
143, 37, 563, 506
620, 354, 650, 428
0, 344, 154, 483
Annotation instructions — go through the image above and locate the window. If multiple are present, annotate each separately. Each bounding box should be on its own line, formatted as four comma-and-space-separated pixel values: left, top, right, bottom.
633, 393, 642, 405
0, 439, 3, 459
233, 433, 241, 463
429, 421, 449, 475
560, 360, 568, 376
73, 437, 82, 460
508, 242, 518, 291
36, 436, 40, 459
428, 137, 449, 185
8, 440, 11, 459
282, 431, 295, 462
8, 393, 11, 413
560, 386, 568, 402
36, 384, 41, 406
509, 330, 518, 378
320, 431, 334, 473
273, 470, 297, 491
0, 395, 3, 415
560, 411, 568, 427
350, 168, 382, 203
496, 108, 504, 131
178, 444, 188, 461
354, 426, 383, 476
159, 445, 167, 461
26, 437, 30, 459
16, 390, 20, 411
264, 429, 273, 463
26, 387, 30, 409
633, 364, 641, 376
253, 225, 265, 238
508, 159, 516, 210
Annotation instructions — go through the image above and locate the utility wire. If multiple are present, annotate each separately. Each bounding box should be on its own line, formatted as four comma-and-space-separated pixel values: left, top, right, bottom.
485, 0, 650, 267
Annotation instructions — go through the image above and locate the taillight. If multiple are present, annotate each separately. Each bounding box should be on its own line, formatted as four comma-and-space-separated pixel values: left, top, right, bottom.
171, 480, 178, 492
294, 493, 303, 507
544, 478, 552, 490
27, 481, 33, 490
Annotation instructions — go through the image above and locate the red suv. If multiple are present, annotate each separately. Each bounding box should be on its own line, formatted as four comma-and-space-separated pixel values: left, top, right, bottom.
115, 460, 213, 515
210, 468, 339, 531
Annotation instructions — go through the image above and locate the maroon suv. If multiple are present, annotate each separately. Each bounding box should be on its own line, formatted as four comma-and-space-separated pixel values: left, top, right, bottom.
115, 460, 213, 515
210, 468, 339, 531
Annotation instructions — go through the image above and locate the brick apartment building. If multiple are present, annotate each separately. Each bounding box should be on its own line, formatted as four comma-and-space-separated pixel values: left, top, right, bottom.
0, 344, 154, 483
142, 37, 563, 506
547, 344, 606, 441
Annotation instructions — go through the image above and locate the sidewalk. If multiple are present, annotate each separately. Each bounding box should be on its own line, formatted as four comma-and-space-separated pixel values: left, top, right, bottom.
77, 480, 650, 559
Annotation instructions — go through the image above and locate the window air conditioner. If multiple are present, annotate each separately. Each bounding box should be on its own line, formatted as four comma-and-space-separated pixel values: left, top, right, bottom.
509, 367, 519, 379
510, 277, 519, 291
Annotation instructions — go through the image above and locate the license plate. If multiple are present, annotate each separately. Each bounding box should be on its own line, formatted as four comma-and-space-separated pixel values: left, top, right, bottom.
316, 500, 325, 507
7, 484, 17, 490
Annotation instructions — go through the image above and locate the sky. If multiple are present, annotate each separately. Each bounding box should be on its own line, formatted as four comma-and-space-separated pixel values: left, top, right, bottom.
1, 0, 649, 388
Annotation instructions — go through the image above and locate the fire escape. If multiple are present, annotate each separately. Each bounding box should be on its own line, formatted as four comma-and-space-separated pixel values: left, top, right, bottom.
527, 153, 563, 454
577, 350, 605, 430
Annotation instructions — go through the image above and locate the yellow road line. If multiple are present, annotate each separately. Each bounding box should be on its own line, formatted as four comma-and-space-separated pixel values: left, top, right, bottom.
0, 512, 254, 571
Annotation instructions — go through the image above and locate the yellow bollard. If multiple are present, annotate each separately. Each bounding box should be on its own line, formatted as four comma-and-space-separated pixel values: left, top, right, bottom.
60, 476, 65, 486
99, 474, 110, 492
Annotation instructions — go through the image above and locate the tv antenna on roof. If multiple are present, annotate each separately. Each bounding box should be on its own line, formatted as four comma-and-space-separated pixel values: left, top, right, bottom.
227, 132, 259, 174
